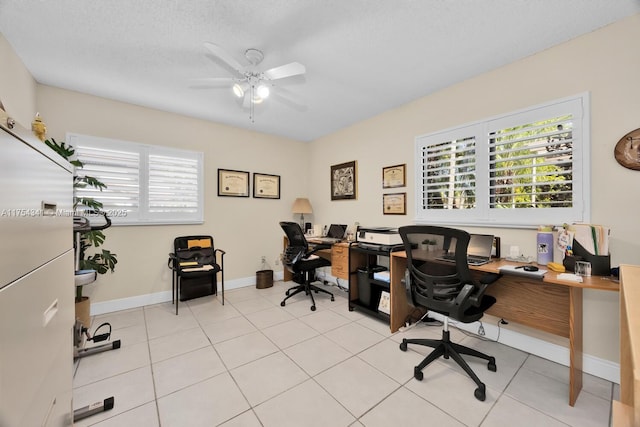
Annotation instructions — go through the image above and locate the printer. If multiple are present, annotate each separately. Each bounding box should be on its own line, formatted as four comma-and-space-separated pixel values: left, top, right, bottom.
356, 227, 403, 251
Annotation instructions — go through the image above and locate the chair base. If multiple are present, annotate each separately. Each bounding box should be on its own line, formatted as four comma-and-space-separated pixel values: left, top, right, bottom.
280, 279, 334, 311
400, 329, 496, 401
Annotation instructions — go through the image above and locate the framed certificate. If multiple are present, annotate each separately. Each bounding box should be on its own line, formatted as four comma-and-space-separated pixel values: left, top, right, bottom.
253, 173, 280, 199
218, 169, 249, 197
383, 192, 406, 215
382, 164, 406, 188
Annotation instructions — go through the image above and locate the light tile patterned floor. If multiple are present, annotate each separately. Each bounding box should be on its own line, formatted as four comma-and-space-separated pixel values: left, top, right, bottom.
73, 281, 616, 427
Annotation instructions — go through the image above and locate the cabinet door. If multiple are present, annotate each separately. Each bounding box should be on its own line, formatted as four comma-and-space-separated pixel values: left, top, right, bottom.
0, 251, 74, 427
0, 129, 72, 287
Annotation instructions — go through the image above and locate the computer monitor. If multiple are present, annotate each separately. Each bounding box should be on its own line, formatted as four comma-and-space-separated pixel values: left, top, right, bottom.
326, 224, 347, 239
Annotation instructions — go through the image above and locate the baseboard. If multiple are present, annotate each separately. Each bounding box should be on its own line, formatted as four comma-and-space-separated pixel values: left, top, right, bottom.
90, 270, 619, 383
426, 311, 620, 384
89, 274, 275, 316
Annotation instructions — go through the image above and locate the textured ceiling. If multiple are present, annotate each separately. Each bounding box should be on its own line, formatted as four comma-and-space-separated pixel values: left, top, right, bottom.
1, 0, 638, 141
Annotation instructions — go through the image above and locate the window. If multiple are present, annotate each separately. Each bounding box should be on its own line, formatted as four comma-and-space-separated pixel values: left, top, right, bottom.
415, 93, 589, 227
67, 133, 204, 225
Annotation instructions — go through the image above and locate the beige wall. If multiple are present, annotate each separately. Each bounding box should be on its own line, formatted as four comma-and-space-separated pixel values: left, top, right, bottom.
35, 86, 308, 304
0, 34, 37, 126
2, 14, 639, 364
308, 14, 640, 362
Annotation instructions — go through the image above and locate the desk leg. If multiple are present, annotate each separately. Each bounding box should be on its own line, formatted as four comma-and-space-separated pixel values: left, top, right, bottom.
569, 286, 583, 406
390, 254, 410, 333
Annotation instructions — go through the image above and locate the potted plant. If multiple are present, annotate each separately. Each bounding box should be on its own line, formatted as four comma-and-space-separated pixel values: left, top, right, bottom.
45, 138, 117, 327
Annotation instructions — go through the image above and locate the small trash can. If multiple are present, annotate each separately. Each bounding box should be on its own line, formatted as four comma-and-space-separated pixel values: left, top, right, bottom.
357, 268, 372, 307
256, 269, 274, 289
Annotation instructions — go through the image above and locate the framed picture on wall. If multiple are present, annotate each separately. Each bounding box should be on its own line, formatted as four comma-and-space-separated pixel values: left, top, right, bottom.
382, 164, 406, 188
331, 160, 357, 200
253, 173, 280, 199
218, 168, 249, 197
383, 192, 406, 215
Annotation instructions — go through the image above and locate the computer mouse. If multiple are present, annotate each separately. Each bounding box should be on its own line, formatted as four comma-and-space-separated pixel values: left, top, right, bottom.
516, 265, 539, 272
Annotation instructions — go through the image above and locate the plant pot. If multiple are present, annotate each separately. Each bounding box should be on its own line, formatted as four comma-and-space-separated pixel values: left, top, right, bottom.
75, 296, 91, 328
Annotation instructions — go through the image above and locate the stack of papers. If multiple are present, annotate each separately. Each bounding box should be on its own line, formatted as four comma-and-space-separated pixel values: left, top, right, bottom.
373, 271, 390, 282
557, 273, 583, 283
572, 224, 610, 256
182, 264, 214, 272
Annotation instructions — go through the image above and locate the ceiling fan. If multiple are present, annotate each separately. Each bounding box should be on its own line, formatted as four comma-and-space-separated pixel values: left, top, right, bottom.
196, 42, 306, 121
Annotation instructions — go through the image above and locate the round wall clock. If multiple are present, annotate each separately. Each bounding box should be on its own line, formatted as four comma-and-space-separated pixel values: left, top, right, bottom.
614, 128, 640, 170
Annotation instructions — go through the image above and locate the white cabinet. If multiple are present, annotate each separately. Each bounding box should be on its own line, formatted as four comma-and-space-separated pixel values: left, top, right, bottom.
0, 115, 73, 427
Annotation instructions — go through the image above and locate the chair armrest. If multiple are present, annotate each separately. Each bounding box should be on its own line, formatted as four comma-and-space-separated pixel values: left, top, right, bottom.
215, 248, 226, 256
168, 252, 177, 270
308, 244, 331, 255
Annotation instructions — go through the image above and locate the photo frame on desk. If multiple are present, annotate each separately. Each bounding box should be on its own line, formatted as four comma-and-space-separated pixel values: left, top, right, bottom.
218, 168, 249, 197
253, 173, 280, 199
383, 192, 406, 215
331, 160, 357, 200
382, 163, 406, 188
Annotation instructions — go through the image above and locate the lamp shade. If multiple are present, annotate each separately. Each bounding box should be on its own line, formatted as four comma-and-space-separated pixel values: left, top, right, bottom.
291, 198, 312, 214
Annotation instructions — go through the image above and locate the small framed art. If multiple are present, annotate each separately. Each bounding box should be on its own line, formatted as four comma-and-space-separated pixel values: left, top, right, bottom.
383, 192, 406, 215
382, 164, 406, 188
218, 168, 249, 197
253, 173, 280, 199
331, 160, 357, 200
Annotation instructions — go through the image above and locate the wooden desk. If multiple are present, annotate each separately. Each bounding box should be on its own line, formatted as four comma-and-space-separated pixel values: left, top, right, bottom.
613, 265, 640, 426
389, 251, 619, 406
281, 238, 350, 282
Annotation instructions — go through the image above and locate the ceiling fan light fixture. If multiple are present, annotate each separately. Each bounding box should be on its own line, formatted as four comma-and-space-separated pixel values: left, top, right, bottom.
256, 84, 270, 100
232, 83, 245, 98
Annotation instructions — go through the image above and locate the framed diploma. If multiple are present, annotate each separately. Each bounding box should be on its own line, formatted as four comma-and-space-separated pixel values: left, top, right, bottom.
253, 173, 280, 199
382, 164, 406, 188
218, 169, 249, 197
383, 192, 406, 215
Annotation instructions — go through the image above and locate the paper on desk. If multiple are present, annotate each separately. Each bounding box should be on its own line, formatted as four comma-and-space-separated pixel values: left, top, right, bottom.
572, 224, 610, 255
557, 273, 583, 283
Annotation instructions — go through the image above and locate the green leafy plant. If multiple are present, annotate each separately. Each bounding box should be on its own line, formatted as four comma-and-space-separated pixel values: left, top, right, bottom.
45, 138, 118, 300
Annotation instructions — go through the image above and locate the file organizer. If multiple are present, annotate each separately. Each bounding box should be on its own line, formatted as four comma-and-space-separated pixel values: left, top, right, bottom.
563, 240, 611, 276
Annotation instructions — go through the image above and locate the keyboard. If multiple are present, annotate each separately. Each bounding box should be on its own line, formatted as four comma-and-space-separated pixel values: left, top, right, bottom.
436, 254, 490, 266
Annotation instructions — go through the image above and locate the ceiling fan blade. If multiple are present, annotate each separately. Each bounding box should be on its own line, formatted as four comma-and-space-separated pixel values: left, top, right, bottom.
191, 77, 236, 84
263, 62, 306, 80
203, 42, 245, 75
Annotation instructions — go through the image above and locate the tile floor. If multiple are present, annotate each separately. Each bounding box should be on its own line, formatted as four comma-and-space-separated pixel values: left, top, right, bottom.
73, 280, 617, 427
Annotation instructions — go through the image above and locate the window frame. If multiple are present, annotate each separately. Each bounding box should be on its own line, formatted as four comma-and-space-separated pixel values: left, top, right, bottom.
414, 93, 590, 228
67, 133, 204, 226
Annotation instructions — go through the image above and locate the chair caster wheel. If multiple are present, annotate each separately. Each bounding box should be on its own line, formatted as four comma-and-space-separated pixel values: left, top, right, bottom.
311, 305, 316, 311
488, 358, 497, 372
474, 385, 486, 401
413, 367, 423, 381
399, 341, 408, 351
331, 296, 335, 301
280, 301, 285, 307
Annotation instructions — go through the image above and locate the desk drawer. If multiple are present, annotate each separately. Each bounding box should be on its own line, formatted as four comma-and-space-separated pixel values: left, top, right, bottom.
331, 245, 349, 280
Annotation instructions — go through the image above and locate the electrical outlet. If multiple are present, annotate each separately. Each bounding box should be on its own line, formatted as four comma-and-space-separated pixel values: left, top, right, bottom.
274, 257, 279, 266
261, 256, 266, 264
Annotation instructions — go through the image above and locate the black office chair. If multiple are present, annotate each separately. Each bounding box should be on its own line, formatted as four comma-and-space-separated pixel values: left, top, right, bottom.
168, 235, 225, 315
280, 221, 334, 311
398, 225, 501, 401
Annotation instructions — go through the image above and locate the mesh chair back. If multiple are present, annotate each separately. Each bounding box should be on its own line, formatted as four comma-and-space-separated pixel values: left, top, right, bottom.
399, 225, 484, 321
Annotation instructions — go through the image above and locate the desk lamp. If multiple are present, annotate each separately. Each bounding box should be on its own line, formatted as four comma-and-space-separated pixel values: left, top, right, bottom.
291, 198, 312, 230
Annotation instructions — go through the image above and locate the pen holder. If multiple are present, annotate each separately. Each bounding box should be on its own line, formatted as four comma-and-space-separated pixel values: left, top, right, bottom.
564, 240, 611, 276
